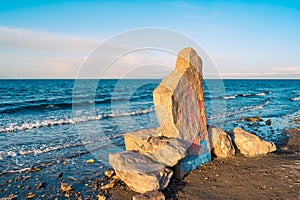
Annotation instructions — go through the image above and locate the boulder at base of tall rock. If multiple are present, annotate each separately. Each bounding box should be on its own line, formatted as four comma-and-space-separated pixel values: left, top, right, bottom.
140, 137, 187, 167
230, 127, 276, 157
210, 127, 235, 158
109, 152, 173, 193
124, 128, 158, 151
125, 129, 186, 167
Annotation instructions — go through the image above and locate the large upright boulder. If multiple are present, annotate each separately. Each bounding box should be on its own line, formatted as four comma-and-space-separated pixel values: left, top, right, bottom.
231, 127, 276, 157
109, 47, 211, 192
153, 47, 207, 141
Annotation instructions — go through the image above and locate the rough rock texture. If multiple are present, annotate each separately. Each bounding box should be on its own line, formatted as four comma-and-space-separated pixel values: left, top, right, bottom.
152, 47, 211, 177
211, 128, 235, 158
109, 47, 210, 192
132, 190, 165, 200
153, 47, 207, 141
141, 137, 187, 167
231, 127, 277, 157
109, 152, 173, 193
124, 128, 158, 151
208, 126, 221, 147
125, 130, 186, 167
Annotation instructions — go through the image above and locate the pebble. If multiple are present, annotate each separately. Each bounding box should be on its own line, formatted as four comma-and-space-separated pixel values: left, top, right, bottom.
35, 182, 47, 189
101, 180, 116, 190
26, 192, 35, 199
97, 195, 106, 200
104, 169, 115, 178
60, 183, 73, 192
57, 172, 63, 178
86, 159, 95, 164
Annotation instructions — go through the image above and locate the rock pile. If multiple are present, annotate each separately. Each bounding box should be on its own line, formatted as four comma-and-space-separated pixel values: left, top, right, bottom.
109, 47, 211, 193
108, 47, 277, 196
209, 126, 276, 158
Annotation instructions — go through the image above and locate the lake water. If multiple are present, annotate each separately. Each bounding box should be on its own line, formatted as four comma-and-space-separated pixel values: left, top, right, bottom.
0, 79, 299, 198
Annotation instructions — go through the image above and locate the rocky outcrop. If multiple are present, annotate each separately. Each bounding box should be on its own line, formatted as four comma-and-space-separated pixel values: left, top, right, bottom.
209, 127, 235, 158
109, 152, 173, 193
109, 47, 210, 192
230, 127, 276, 157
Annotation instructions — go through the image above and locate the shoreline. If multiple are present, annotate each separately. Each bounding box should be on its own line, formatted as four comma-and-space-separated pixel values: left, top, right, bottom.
0, 126, 298, 199
108, 127, 300, 199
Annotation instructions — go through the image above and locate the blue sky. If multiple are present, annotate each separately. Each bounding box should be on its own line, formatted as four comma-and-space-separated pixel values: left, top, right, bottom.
0, 0, 299, 78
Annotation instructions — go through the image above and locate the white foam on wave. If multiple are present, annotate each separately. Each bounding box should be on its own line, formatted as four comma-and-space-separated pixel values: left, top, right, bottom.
256, 92, 266, 96
241, 94, 251, 97
291, 96, 300, 101
0, 150, 17, 160
222, 95, 237, 100
19, 141, 94, 155
0, 108, 154, 133
1, 167, 31, 175
209, 100, 269, 120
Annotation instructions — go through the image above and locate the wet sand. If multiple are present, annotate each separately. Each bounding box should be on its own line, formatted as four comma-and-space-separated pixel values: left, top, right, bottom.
108, 127, 300, 200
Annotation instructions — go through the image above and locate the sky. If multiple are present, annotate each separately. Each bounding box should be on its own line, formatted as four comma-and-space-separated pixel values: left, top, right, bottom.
0, 0, 300, 79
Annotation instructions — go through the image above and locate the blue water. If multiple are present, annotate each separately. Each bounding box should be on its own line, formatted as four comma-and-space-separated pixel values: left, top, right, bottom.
0, 79, 299, 198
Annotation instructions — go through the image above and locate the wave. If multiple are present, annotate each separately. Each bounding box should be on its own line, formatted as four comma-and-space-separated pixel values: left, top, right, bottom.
19, 142, 89, 156
207, 91, 271, 100
0, 108, 154, 133
256, 92, 266, 96
238, 93, 251, 97
0, 150, 17, 160
291, 96, 300, 101
222, 95, 237, 100
0, 95, 153, 114
209, 100, 269, 120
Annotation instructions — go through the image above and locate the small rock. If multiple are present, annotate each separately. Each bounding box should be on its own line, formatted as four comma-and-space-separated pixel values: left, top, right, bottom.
104, 169, 115, 178
86, 159, 95, 164
266, 119, 272, 126
35, 182, 47, 189
60, 183, 73, 192
57, 172, 63, 178
132, 190, 165, 200
97, 195, 106, 200
26, 192, 35, 199
5, 194, 18, 200
101, 180, 116, 190
245, 116, 261, 123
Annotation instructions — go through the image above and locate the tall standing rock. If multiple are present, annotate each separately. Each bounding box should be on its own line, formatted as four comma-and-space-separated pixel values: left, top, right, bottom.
109, 47, 211, 192
153, 48, 210, 178
153, 48, 206, 140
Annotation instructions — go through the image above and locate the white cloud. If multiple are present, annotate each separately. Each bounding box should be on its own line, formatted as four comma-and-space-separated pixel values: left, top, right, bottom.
0, 26, 178, 79
0, 26, 96, 53
273, 66, 300, 73
0, 26, 98, 78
